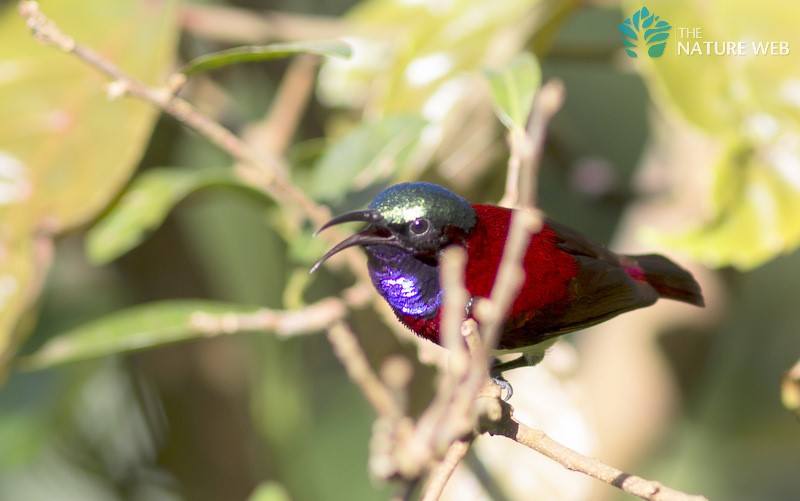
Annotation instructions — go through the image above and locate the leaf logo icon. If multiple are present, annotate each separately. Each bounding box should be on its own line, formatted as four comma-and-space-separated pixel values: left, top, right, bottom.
619, 6, 671, 58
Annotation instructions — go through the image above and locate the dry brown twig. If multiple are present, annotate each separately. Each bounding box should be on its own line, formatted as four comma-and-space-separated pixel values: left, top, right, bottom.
188, 284, 372, 339
17, 0, 359, 266
19, 3, 708, 500
486, 399, 707, 501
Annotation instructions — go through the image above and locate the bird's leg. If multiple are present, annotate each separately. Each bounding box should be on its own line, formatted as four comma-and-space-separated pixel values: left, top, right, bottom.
489, 353, 546, 401
491, 353, 540, 373
489, 356, 527, 401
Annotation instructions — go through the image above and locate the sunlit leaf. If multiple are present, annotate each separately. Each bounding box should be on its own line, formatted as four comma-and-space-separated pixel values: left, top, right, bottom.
248, 482, 292, 501
483, 52, 541, 131
86, 167, 264, 265
19, 300, 263, 371
180, 40, 352, 76
782, 360, 800, 419
318, 0, 561, 117
310, 115, 427, 201
643, 135, 800, 270
626, 0, 800, 269
0, 0, 180, 375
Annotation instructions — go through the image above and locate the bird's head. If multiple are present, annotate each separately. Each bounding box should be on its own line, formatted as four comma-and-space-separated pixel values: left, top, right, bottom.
311, 182, 477, 272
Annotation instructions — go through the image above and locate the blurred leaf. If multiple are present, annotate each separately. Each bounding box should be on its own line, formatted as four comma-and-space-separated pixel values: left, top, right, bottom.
248, 482, 292, 501
782, 359, 800, 419
20, 300, 263, 371
180, 40, 352, 76
316, 0, 576, 189
86, 167, 264, 264
647, 139, 800, 270
0, 0, 180, 374
626, 0, 800, 269
626, 0, 800, 131
318, 0, 560, 116
310, 115, 427, 201
483, 52, 541, 130
286, 227, 331, 267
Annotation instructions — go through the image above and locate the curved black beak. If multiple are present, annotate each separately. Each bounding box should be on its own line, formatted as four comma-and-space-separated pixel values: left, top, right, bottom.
313, 209, 384, 237
310, 209, 392, 273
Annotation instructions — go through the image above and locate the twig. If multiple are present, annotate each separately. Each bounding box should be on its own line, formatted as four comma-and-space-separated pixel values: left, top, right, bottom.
421, 439, 472, 501
483, 399, 708, 501
18, 0, 374, 284
438, 247, 471, 365
414, 79, 563, 501
18, 1, 329, 230
188, 297, 348, 339
473, 79, 561, 355
472, 207, 542, 351
499, 79, 565, 209
326, 321, 401, 418
244, 54, 321, 157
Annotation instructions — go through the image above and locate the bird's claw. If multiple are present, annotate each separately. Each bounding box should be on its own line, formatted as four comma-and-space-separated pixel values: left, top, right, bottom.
491, 374, 514, 401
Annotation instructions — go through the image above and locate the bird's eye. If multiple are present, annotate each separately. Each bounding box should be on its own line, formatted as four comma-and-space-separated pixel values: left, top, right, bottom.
409, 218, 430, 236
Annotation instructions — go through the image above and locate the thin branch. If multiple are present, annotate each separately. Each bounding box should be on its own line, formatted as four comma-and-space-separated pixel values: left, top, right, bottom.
483, 399, 708, 501
499, 79, 565, 209
19, 0, 373, 283
472, 207, 542, 351
244, 54, 321, 157
18, 1, 329, 230
188, 297, 348, 339
414, 79, 564, 501
326, 321, 402, 418
438, 247, 471, 356
519, 79, 565, 208
421, 439, 472, 501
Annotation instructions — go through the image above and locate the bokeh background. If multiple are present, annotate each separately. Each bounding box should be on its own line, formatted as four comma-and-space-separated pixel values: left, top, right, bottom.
2, 0, 800, 500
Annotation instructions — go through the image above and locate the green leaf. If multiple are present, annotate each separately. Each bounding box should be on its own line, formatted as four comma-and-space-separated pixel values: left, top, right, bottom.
310, 115, 428, 201
180, 40, 352, 76
628, 0, 800, 269
19, 300, 264, 371
643, 136, 800, 270
319, 0, 563, 117
248, 482, 292, 501
86, 167, 263, 265
483, 53, 541, 131
0, 0, 180, 375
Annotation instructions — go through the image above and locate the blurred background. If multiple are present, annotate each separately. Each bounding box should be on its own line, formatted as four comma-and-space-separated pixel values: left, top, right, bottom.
2, 0, 800, 500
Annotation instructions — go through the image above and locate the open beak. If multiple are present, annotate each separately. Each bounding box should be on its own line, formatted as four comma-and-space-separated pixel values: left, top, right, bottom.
310, 209, 394, 273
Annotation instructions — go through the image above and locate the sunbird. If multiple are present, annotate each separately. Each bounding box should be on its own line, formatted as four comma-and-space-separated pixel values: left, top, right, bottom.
313, 182, 704, 374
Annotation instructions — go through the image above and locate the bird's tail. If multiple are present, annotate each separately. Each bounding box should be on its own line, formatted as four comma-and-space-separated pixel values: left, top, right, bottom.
626, 254, 705, 307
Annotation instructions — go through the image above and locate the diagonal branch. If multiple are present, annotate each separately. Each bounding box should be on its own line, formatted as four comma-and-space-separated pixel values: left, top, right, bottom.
18, 1, 337, 240
483, 399, 708, 501
19, 0, 376, 287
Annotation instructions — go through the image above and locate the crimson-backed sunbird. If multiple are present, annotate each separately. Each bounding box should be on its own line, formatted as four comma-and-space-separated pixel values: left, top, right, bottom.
312, 182, 704, 375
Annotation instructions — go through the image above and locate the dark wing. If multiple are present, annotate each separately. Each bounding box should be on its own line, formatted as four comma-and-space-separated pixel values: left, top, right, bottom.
499, 219, 659, 350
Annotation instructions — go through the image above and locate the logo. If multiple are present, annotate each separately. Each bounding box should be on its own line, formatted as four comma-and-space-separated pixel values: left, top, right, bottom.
619, 7, 671, 58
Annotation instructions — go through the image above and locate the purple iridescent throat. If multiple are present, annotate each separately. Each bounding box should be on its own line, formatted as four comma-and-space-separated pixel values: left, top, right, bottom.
365, 245, 442, 318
